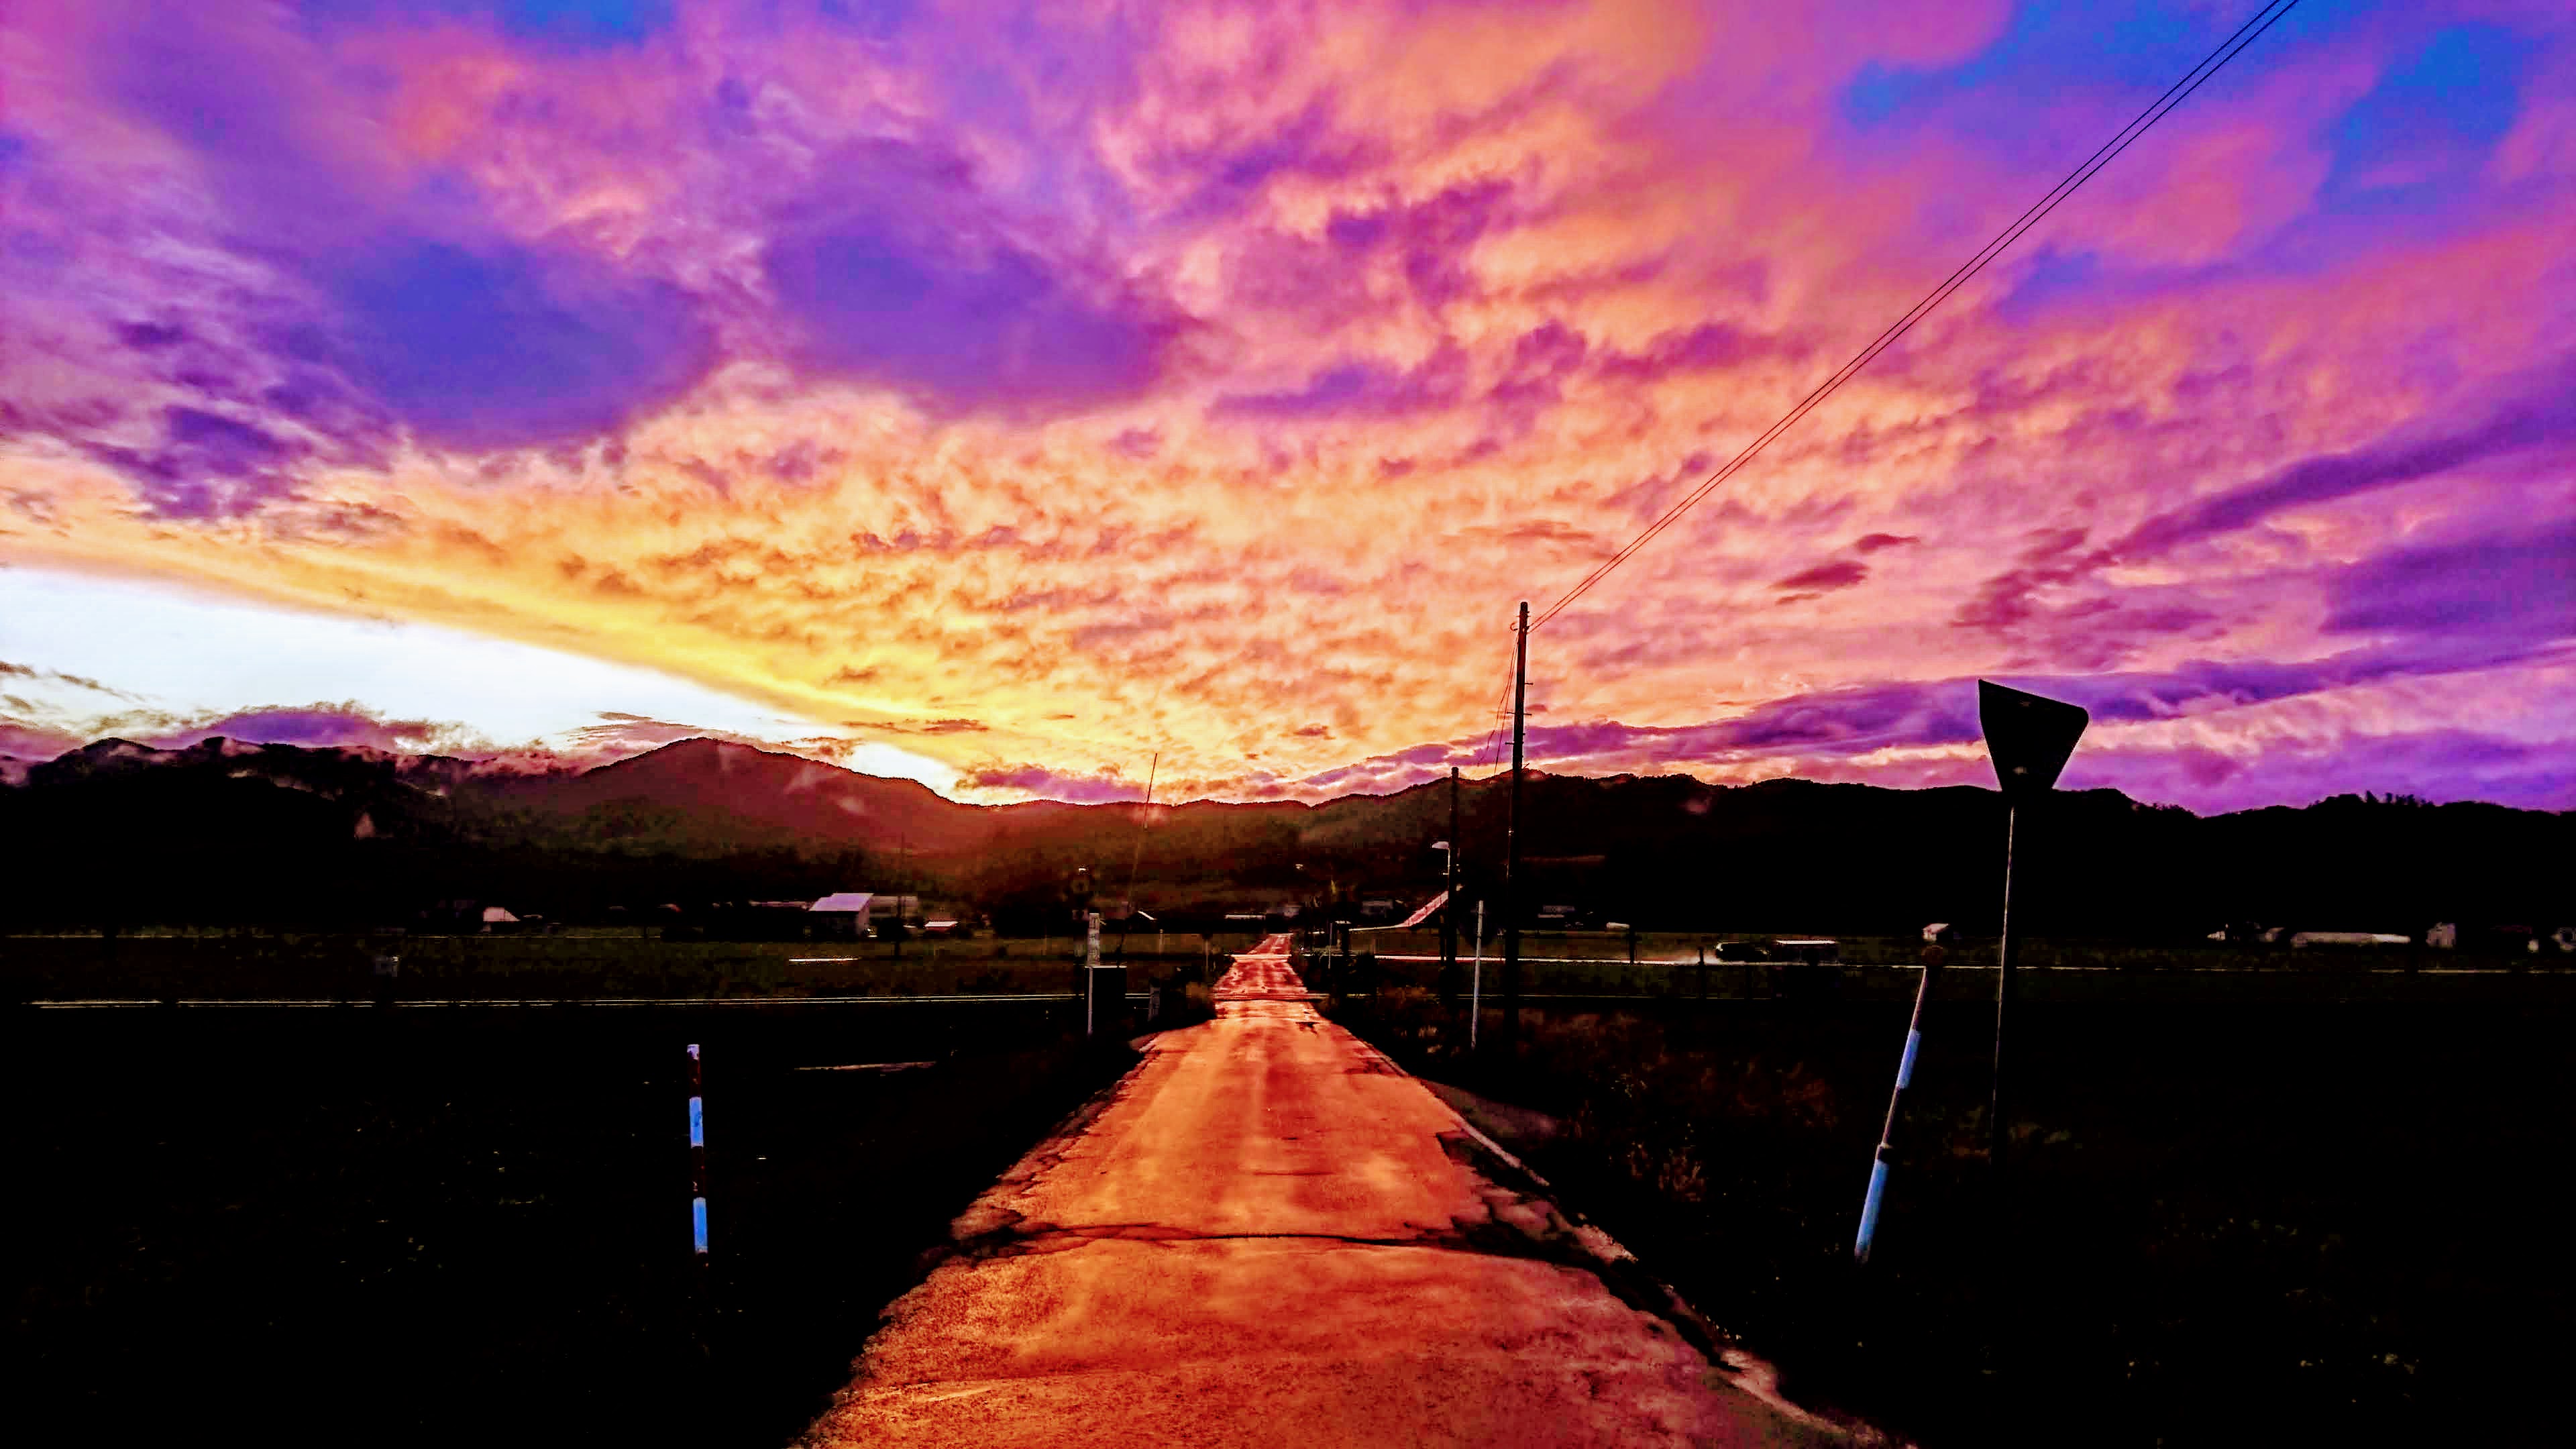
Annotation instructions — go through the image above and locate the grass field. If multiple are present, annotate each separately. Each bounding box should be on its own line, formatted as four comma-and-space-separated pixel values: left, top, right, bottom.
0, 928, 1254, 1002
11, 1002, 1138, 1447
1357, 925, 2563, 968
11, 926, 2568, 1007
1340, 928, 2576, 1006
1330, 989, 2574, 1446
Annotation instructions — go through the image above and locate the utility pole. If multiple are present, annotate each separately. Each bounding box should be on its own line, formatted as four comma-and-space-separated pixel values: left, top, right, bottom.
1116, 752, 1159, 963
1502, 601, 1528, 1053
1444, 766, 1461, 980
893, 829, 909, 960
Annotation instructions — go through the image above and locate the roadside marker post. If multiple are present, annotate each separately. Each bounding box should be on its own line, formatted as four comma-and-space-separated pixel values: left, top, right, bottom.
1081, 911, 1124, 1035
1470, 900, 1486, 1052
687, 1043, 709, 1257
1855, 944, 1945, 1265
684, 1040, 714, 1365
1977, 680, 2089, 1171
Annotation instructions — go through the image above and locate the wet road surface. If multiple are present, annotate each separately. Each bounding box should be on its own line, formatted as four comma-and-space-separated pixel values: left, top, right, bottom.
800, 935, 1839, 1446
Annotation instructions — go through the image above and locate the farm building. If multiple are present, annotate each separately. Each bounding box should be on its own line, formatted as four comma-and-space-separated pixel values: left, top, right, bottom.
808, 892, 875, 939
806, 892, 924, 938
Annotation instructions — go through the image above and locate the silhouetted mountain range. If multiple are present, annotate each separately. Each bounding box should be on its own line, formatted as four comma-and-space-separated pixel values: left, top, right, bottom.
2, 736, 2565, 936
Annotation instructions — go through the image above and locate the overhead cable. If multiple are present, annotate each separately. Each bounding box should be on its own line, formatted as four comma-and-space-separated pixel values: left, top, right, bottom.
1529, 0, 2305, 631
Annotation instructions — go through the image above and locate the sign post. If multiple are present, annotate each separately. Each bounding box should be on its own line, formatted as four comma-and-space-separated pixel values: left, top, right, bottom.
1976, 680, 2089, 1170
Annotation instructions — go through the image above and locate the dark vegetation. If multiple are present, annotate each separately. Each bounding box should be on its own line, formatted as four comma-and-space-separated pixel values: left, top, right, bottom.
1333, 988, 2573, 1446
0, 932, 1244, 1003
7, 735, 2566, 1445
9, 1002, 1136, 1447
3, 735, 2566, 938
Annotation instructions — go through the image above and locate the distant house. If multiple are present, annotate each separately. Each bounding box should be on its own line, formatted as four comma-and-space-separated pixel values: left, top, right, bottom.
809, 892, 875, 940
480, 906, 521, 934
1923, 922, 1953, 945
2427, 922, 2459, 949
804, 892, 924, 938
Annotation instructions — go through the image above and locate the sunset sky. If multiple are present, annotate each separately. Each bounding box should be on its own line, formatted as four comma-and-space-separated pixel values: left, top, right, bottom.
2, 0, 2570, 810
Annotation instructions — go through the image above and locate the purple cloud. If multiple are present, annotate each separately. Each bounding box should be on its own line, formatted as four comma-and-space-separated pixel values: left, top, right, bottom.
1324, 180, 1515, 307
315, 239, 714, 453
764, 141, 1179, 416
1953, 526, 2095, 633
1774, 559, 1870, 593
139, 703, 462, 753
85, 407, 305, 518
2322, 521, 2576, 641
1214, 343, 1470, 422
62, 7, 719, 468
2065, 729, 2576, 814
2112, 356, 2576, 561
297, 3, 682, 50
961, 762, 1143, 803
1598, 322, 1785, 382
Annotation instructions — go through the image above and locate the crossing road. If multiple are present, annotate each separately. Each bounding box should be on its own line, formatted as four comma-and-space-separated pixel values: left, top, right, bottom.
800, 935, 1845, 1446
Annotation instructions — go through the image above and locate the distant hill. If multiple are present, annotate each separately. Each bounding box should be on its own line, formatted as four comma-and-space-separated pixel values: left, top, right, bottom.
484, 738, 998, 855
1, 735, 2566, 936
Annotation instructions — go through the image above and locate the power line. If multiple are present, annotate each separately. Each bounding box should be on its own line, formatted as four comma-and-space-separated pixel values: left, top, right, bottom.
1529, 0, 2304, 633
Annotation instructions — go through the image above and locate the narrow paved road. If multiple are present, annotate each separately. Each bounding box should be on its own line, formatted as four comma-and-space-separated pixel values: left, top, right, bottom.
800, 935, 1841, 1447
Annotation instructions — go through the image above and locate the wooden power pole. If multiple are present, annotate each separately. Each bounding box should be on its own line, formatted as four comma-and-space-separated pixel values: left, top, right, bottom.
1501, 601, 1528, 1053
1444, 765, 1461, 979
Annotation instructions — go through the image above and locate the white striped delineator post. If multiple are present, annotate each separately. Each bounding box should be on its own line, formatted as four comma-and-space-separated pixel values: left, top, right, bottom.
688, 1043, 708, 1256
1854, 945, 1943, 1265
1470, 900, 1486, 1053
1083, 911, 1100, 1035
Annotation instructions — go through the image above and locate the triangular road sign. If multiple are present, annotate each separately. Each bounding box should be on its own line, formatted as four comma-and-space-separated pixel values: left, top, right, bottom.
1978, 681, 2088, 799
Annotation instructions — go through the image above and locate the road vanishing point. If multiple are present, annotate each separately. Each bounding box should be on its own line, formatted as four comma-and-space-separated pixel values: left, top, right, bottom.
800, 934, 1846, 1447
